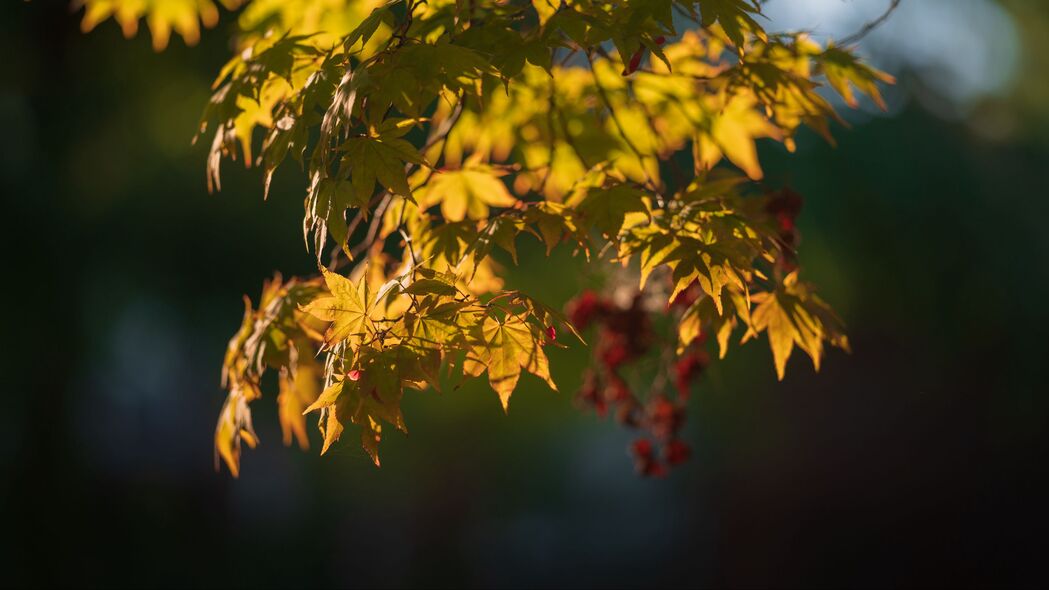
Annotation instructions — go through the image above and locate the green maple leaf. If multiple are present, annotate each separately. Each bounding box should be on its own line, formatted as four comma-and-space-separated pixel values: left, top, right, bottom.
532, 0, 559, 26
405, 302, 467, 347
340, 134, 426, 205
819, 46, 897, 110
576, 184, 648, 237
421, 220, 478, 263
309, 178, 357, 259
343, 1, 393, 50
698, 0, 765, 48
523, 202, 586, 256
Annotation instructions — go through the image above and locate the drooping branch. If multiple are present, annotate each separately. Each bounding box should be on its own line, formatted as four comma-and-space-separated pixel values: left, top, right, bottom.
71, 0, 892, 475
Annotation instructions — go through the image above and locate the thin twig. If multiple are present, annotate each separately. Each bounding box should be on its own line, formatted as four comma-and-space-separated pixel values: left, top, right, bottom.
839, 0, 901, 46
336, 99, 466, 268
585, 50, 661, 194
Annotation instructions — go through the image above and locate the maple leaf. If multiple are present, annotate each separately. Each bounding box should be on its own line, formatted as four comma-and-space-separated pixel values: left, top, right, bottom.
212, 274, 325, 475
214, 391, 258, 478
466, 314, 557, 412
622, 201, 763, 315
77, 0, 243, 51
343, 2, 392, 50
677, 290, 749, 358
665, 240, 748, 314
300, 267, 371, 347
523, 201, 586, 255
304, 175, 359, 264
305, 347, 414, 465
476, 215, 529, 264
341, 135, 427, 205
422, 165, 518, 222
277, 355, 322, 450
575, 184, 649, 238
744, 272, 850, 380
532, 0, 559, 26
512, 292, 585, 344
698, 0, 765, 49
404, 299, 468, 348
819, 46, 897, 110
695, 92, 782, 180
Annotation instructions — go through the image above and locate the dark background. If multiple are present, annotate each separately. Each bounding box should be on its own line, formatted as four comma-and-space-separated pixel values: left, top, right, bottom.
2, 1, 1047, 587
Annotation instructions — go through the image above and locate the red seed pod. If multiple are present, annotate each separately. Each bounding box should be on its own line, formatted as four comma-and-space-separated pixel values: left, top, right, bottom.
676, 353, 698, 380
650, 395, 675, 420
578, 370, 608, 417
674, 376, 690, 400
623, 48, 644, 75
638, 457, 668, 478
631, 437, 654, 459
614, 398, 640, 427
347, 369, 361, 381
647, 395, 684, 440
567, 290, 608, 330
593, 396, 608, 417
605, 373, 631, 402
545, 325, 557, 342
654, 35, 666, 45
600, 342, 629, 369
664, 439, 691, 466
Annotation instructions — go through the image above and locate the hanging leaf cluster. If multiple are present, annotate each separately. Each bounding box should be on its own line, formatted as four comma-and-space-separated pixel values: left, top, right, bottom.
77, 0, 889, 475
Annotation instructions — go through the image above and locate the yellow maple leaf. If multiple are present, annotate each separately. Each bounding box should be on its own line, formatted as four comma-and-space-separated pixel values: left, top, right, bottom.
467, 314, 556, 411
214, 387, 258, 478
78, 0, 243, 51
695, 92, 782, 180
276, 356, 321, 450
532, 0, 559, 26
306, 354, 409, 466
745, 272, 850, 380
299, 267, 371, 347
422, 165, 517, 222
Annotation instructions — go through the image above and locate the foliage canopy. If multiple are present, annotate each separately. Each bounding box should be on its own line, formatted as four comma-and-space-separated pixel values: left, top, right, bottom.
77, 0, 892, 476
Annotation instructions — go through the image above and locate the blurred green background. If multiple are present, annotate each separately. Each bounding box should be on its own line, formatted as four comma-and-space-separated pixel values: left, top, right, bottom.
2, 0, 1047, 587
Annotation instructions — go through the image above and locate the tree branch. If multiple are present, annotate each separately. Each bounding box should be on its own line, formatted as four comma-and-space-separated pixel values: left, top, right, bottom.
839, 0, 901, 46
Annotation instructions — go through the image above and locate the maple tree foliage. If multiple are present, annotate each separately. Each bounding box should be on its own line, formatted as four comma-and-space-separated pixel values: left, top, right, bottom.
77, 0, 891, 476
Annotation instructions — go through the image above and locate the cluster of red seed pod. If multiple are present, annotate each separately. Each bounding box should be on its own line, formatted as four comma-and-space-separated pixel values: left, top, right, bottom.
564, 188, 805, 475
567, 287, 709, 477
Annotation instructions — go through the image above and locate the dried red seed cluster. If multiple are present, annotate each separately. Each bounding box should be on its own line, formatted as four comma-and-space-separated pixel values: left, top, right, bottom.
567, 288, 708, 477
